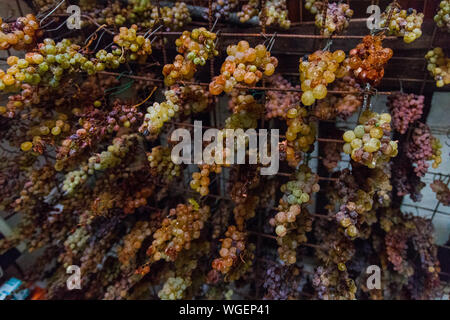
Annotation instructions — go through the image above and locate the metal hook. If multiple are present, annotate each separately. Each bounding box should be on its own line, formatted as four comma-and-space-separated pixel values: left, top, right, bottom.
92, 30, 106, 52
214, 29, 221, 47
322, 39, 333, 51
268, 32, 277, 52
144, 24, 163, 39
39, 0, 65, 26
399, 78, 403, 93
211, 16, 219, 33
40, 17, 58, 29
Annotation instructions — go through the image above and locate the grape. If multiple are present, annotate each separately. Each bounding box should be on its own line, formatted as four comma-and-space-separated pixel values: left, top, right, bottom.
425, 47, 450, 87
237, 0, 259, 23
313, 2, 353, 36
380, 5, 424, 43
405, 122, 442, 176
434, 0, 450, 32
261, 0, 291, 29
430, 180, 450, 206
347, 35, 393, 86
388, 92, 424, 134
343, 110, 397, 168
299, 50, 346, 106
0, 14, 43, 50
209, 41, 278, 95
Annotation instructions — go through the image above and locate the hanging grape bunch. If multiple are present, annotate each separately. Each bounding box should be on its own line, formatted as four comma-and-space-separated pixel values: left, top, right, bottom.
209, 41, 278, 95
434, 0, 450, 32
211, 225, 255, 281
425, 47, 450, 87
387, 92, 424, 134
265, 74, 302, 119
163, 28, 218, 86
20, 112, 71, 153
380, 5, 424, 43
139, 89, 180, 136
343, 110, 398, 168
147, 146, 182, 183
112, 25, 153, 62
144, 201, 210, 271
210, 0, 239, 20
62, 134, 139, 193
270, 165, 319, 264
237, 0, 259, 23
314, 2, 353, 36
348, 35, 393, 86
261, 0, 291, 29
0, 14, 42, 50
190, 163, 224, 196
284, 106, 316, 167
405, 122, 442, 176
299, 49, 346, 106
430, 180, 450, 206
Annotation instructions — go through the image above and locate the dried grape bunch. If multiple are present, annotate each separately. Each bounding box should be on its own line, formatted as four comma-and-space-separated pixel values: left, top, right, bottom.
430, 180, 450, 206
270, 165, 319, 264
265, 74, 301, 119
348, 35, 393, 86
139, 89, 180, 136
380, 5, 424, 43
122, 187, 154, 215
163, 28, 218, 86
92, 1, 191, 30
147, 146, 182, 183
170, 84, 212, 116
233, 195, 259, 231
20, 112, 71, 154
331, 76, 362, 119
263, 265, 301, 300
111, 25, 153, 62
434, 0, 450, 32
0, 15, 42, 50
314, 226, 356, 269
343, 110, 398, 168
284, 106, 316, 167
312, 265, 357, 300
62, 134, 139, 193
387, 92, 424, 134
405, 122, 442, 176
176, 28, 218, 65
261, 0, 291, 29
118, 221, 153, 268
158, 276, 192, 300
190, 163, 223, 196
313, 75, 363, 120
314, 2, 353, 36
144, 202, 210, 269
211, 225, 255, 281
211, 202, 232, 239
209, 0, 239, 20
305, 0, 319, 14
322, 141, 342, 171
425, 47, 450, 87
335, 200, 367, 239
237, 0, 259, 23
227, 90, 262, 114
209, 41, 277, 95
299, 49, 346, 106
392, 158, 425, 201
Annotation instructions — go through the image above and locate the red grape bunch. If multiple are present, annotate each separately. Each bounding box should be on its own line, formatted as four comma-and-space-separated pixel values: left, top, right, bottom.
387, 92, 424, 134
